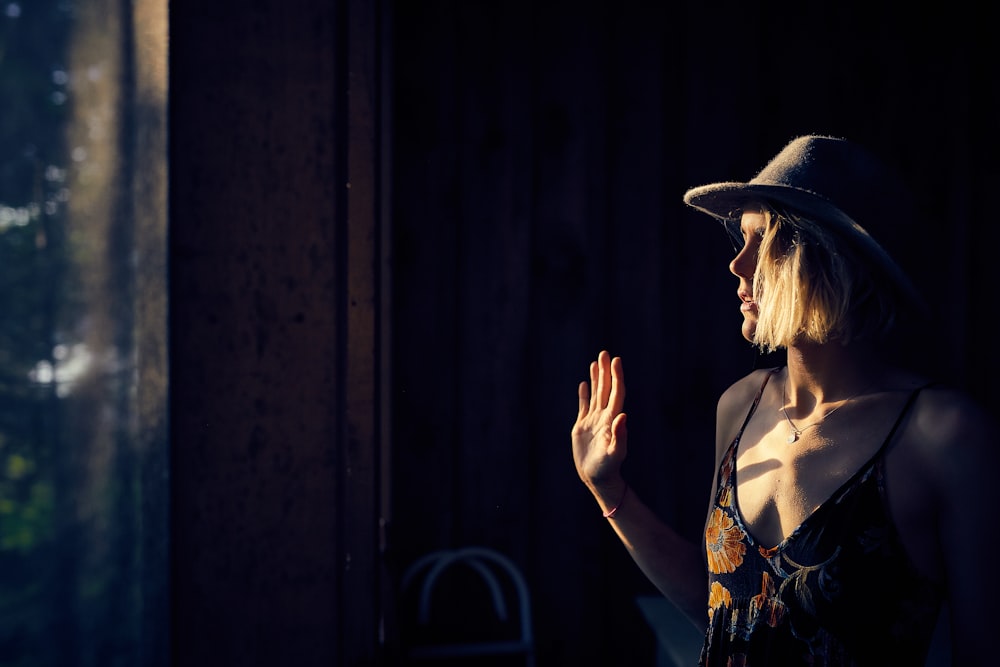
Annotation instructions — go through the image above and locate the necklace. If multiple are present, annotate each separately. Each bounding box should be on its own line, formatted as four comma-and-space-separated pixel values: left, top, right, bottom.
780, 375, 870, 443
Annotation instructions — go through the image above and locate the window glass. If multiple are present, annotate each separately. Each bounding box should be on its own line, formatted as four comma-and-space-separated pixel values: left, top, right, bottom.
0, 1, 167, 664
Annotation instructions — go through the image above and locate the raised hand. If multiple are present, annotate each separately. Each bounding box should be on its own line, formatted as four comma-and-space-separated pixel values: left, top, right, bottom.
571, 350, 628, 492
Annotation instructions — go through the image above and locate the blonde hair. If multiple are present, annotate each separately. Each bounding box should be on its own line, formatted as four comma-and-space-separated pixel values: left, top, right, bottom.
747, 205, 897, 352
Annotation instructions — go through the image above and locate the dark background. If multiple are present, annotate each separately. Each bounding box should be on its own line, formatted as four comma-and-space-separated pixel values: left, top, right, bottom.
169, 1, 998, 665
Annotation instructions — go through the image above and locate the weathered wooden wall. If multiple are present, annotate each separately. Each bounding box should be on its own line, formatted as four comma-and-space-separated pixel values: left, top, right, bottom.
169, 0, 387, 664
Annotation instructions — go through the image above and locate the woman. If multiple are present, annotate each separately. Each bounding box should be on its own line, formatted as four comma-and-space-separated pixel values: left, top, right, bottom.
572, 135, 994, 665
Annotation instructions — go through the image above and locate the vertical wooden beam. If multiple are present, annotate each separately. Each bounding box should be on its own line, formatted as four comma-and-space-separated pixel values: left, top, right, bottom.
340, 0, 386, 663
169, 0, 385, 664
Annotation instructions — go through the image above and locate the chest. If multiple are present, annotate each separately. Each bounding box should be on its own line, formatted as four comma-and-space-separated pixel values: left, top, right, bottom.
733, 430, 871, 548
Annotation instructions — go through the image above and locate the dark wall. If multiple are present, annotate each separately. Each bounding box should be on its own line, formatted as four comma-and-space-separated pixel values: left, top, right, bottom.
169, 0, 387, 665
388, 2, 998, 665
166, 0, 998, 665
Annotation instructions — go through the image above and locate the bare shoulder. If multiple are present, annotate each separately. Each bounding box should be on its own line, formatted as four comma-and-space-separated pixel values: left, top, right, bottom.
904, 383, 998, 487
717, 367, 777, 413
715, 368, 778, 453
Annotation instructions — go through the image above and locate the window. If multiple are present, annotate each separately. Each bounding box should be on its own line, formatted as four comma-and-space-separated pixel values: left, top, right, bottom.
0, 1, 167, 664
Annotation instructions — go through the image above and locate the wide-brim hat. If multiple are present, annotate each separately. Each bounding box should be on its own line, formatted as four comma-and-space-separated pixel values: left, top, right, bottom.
683, 134, 926, 314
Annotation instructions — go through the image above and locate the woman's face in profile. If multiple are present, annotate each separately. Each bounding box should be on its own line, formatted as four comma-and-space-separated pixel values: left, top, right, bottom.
730, 209, 767, 343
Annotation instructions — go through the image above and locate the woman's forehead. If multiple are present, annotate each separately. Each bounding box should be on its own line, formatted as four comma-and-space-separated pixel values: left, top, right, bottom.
739, 209, 767, 230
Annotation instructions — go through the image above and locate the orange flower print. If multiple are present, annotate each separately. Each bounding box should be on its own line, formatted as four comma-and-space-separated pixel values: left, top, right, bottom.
708, 581, 732, 621
749, 571, 785, 628
720, 447, 736, 482
718, 485, 733, 508
759, 543, 781, 559
706, 507, 747, 574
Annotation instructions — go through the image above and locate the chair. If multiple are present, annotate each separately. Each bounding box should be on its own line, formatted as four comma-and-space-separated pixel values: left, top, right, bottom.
400, 547, 535, 666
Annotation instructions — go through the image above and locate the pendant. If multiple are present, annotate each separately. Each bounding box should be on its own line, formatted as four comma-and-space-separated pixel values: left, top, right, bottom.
786, 430, 800, 444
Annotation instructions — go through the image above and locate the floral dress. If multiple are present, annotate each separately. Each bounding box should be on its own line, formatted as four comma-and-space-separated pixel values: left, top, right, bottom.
699, 369, 943, 666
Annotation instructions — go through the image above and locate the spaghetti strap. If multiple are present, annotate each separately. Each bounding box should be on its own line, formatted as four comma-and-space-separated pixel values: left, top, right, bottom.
735, 367, 781, 441
878, 380, 940, 457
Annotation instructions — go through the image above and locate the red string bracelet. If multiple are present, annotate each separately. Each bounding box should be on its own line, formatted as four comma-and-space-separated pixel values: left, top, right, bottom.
602, 485, 629, 519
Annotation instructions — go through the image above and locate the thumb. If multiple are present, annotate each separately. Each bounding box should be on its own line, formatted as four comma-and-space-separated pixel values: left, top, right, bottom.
609, 412, 628, 454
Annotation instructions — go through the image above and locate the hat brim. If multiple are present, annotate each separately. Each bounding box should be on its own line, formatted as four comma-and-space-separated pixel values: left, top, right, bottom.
684, 182, 844, 225
683, 182, 927, 315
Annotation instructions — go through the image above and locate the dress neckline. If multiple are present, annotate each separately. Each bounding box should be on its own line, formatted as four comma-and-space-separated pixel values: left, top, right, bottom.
726, 367, 929, 553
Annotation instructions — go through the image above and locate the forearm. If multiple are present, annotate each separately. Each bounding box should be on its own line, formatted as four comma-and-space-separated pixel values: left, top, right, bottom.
590, 481, 708, 632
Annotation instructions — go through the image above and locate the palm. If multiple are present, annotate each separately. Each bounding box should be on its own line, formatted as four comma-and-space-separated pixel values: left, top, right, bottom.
573, 409, 615, 479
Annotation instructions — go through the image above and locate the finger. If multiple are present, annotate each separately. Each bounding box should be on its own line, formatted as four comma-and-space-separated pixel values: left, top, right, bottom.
597, 350, 612, 409
588, 360, 599, 413
577, 380, 589, 418
609, 355, 626, 415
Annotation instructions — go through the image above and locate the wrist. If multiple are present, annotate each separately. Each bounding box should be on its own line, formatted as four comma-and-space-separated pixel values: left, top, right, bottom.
601, 484, 629, 519
590, 479, 628, 517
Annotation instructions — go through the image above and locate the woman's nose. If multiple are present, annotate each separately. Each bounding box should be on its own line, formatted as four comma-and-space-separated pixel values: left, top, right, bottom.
729, 245, 755, 278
